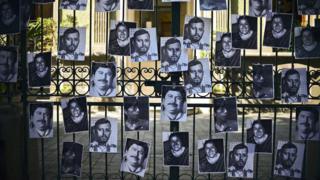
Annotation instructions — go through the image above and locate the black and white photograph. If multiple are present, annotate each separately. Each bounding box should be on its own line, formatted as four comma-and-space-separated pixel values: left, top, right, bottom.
0, 0, 20, 34
252, 64, 274, 99
163, 132, 189, 166
198, 139, 225, 173
199, 0, 227, 11
0, 46, 18, 83
130, 28, 158, 62
89, 118, 117, 153
33, 0, 55, 3
124, 96, 149, 131
263, 13, 293, 48
296, 107, 320, 141
89, 62, 117, 97
231, 15, 257, 49
160, 37, 188, 72
95, 0, 120, 12
21, 0, 31, 29
227, 142, 255, 178
109, 21, 136, 56
58, 27, 86, 61
60, 0, 87, 10
274, 141, 305, 178
128, 0, 153, 11
29, 103, 53, 138
246, 119, 272, 153
249, 0, 272, 17
61, 142, 83, 177
184, 58, 212, 95
120, 138, 150, 177
162, 0, 189, 2
214, 97, 238, 133
160, 85, 187, 122
215, 32, 241, 68
294, 27, 320, 59
297, 0, 320, 15
183, 16, 211, 50
27, 52, 51, 88
61, 96, 88, 133
281, 68, 308, 103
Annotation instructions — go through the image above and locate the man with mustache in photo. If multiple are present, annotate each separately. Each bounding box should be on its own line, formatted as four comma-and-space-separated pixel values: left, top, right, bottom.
183, 16, 209, 50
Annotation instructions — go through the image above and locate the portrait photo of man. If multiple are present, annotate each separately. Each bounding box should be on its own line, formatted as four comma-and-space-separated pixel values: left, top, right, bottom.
246, 119, 272, 153
108, 21, 136, 56
124, 96, 149, 131
297, 0, 320, 15
252, 64, 274, 99
163, 132, 189, 166
215, 32, 241, 68
274, 141, 305, 178
184, 58, 212, 95
231, 15, 257, 49
294, 27, 320, 59
228, 143, 255, 178
263, 13, 292, 48
281, 68, 308, 103
249, 0, 272, 17
120, 138, 150, 177
89, 118, 117, 153
296, 107, 320, 141
128, 0, 153, 11
60, 0, 87, 10
27, 52, 51, 88
61, 96, 88, 133
214, 97, 238, 133
58, 27, 86, 61
160, 85, 187, 122
89, 62, 117, 97
130, 28, 158, 62
0, 0, 20, 34
198, 139, 225, 173
199, 0, 227, 11
33, 0, 55, 3
29, 103, 53, 138
61, 142, 83, 177
95, 0, 119, 12
160, 37, 188, 73
183, 16, 211, 50
0, 46, 18, 83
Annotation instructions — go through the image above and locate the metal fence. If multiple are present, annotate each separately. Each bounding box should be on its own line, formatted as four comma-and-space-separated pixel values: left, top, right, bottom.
1, 0, 320, 180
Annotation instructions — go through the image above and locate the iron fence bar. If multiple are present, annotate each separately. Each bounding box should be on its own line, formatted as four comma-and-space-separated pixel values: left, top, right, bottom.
72, 10, 76, 96
154, 0, 158, 82
153, 106, 156, 180
56, 105, 61, 180
192, 106, 196, 179
290, 0, 295, 69
88, 1, 93, 177
289, 107, 293, 141
270, 107, 277, 179
255, 107, 261, 179
88, 105, 93, 180
104, 105, 108, 180
120, 105, 124, 180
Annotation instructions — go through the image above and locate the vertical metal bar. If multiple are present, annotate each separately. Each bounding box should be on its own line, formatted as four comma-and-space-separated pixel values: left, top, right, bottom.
270, 107, 277, 179
121, 105, 124, 180
104, 105, 108, 180
289, 107, 293, 141
56, 1, 62, 96
192, 107, 196, 179
41, 138, 45, 180
56, 105, 61, 180
255, 107, 261, 179
154, 0, 158, 83
89, 105, 92, 180
72, 10, 76, 96
153, 106, 156, 179
121, 0, 125, 97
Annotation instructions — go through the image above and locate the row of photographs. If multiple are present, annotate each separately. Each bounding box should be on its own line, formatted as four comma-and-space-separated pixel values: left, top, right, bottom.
0, 47, 310, 103
29, 97, 320, 139
59, 139, 305, 178
27, 0, 320, 15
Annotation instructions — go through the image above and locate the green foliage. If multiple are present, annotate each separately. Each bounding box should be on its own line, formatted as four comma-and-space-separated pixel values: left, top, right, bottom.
60, 15, 78, 27
27, 18, 56, 52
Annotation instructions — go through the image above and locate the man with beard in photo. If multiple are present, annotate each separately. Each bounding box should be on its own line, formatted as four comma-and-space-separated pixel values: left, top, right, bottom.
264, 14, 291, 48
161, 37, 187, 72
89, 118, 117, 152
228, 143, 253, 177
281, 69, 307, 103
233, 16, 257, 49
296, 107, 320, 141
183, 17, 209, 50
161, 86, 186, 121
130, 29, 157, 62
215, 33, 240, 67
184, 60, 211, 94
58, 28, 84, 60
274, 142, 301, 177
